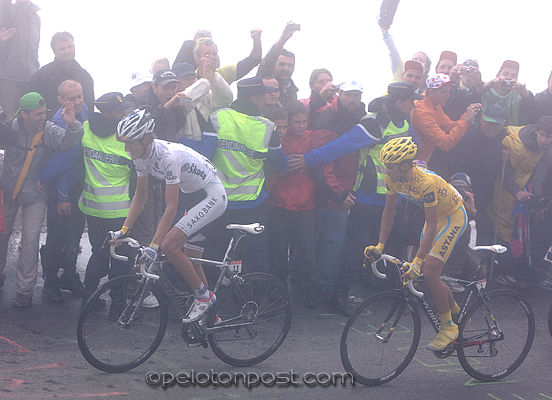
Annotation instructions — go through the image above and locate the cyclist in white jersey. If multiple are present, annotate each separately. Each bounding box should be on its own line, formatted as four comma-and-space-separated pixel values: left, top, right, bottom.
110, 109, 227, 322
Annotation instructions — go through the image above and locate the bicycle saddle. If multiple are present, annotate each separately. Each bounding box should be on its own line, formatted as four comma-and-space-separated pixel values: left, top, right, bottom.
226, 223, 265, 234
473, 245, 507, 254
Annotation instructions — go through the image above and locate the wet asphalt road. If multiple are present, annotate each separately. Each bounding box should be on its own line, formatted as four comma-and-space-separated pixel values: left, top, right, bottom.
1, 216, 552, 400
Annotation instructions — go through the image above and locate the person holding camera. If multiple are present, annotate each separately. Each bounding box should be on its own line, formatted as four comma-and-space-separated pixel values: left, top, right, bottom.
479, 60, 535, 127
411, 74, 481, 176
299, 68, 337, 129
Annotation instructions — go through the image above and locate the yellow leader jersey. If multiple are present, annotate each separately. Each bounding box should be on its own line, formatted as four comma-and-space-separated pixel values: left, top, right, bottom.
385, 165, 463, 218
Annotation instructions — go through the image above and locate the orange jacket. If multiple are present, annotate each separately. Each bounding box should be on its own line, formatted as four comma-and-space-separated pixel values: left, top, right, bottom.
412, 96, 471, 162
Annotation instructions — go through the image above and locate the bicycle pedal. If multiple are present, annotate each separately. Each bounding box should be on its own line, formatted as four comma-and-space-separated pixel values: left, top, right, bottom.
187, 342, 203, 348
432, 344, 456, 359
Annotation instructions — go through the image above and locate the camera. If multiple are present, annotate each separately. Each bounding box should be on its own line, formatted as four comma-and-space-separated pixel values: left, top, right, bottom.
179, 97, 193, 106
501, 80, 514, 88
464, 67, 473, 75
291, 24, 300, 31
333, 84, 340, 92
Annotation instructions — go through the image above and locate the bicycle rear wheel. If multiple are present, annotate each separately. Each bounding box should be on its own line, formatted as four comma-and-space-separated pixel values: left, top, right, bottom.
457, 289, 535, 381
207, 272, 292, 367
77, 274, 168, 372
340, 291, 421, 386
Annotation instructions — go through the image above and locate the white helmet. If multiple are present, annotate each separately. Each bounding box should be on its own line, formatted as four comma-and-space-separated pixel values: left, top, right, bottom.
117, 108, 155, 142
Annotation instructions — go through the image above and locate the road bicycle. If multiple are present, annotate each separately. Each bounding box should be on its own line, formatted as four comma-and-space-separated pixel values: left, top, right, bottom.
340, 245, 535, 386
77, 223, 293, 373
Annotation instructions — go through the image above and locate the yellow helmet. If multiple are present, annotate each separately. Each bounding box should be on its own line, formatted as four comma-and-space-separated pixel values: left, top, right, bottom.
379, 137, 417, 164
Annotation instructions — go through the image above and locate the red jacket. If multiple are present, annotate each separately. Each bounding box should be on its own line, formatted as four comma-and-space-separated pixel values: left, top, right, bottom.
268, 130, 316, 211
310, 98, 363, 210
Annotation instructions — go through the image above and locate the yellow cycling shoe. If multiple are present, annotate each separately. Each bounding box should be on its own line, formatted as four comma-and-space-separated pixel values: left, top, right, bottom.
426, 324, 458, 351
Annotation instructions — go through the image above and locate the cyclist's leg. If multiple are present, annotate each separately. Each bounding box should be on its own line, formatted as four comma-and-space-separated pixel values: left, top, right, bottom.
163, 177, 227, 321
423, 206, 468, 350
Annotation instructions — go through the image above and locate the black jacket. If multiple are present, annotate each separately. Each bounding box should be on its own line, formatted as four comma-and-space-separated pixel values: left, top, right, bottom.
29, 58, 94, 120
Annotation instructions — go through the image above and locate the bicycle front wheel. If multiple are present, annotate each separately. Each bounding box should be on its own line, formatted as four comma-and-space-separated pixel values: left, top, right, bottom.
340, 291, 421, 386
77, 274, 168, 372
207, 272, 293, 367
457, 289, 535, 382
548, 302, 552, 338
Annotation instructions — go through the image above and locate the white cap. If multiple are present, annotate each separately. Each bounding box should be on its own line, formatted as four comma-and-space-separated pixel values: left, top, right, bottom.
131, 72, 153, 89
339, 81, 364, 93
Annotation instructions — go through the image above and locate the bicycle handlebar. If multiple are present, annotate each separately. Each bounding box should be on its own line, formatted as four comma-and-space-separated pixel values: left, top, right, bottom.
371, 254, 424, 298
108, 235, 159, 281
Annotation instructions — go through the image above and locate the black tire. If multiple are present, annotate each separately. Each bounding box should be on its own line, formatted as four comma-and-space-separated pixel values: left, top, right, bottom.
548, 302, 552, 338
457, 289, 535, 382
77, 275, 168, 372
340, 291, 421, 386
207, 272, 292, 366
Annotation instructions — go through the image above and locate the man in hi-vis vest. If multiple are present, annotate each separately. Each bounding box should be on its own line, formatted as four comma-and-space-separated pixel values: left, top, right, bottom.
201, 77, 287, 274
78, 92, 134, 306
287, 82, 421, 314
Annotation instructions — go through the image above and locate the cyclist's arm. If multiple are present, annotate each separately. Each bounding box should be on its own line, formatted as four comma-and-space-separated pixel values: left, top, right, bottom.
151, 183, 179, 247
121, 174, 148, 231
377, 192, 399, 245
415, 204, 438, 261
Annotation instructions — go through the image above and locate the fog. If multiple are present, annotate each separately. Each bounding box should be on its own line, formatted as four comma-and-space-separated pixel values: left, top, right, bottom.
32, 0, 552, 101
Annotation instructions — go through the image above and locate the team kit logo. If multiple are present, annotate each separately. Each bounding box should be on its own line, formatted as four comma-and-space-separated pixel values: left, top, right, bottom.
181, 163, 207, 180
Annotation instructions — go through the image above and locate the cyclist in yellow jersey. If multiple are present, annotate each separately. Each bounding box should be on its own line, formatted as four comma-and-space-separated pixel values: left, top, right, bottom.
365, 137, 468, 351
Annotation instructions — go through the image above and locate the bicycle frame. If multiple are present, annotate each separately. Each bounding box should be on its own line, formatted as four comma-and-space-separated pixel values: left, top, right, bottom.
372, 246, 507, 352
110, 226, 261, 339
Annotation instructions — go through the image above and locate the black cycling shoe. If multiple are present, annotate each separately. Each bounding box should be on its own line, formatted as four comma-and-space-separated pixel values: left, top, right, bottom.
42, 281, 65, 303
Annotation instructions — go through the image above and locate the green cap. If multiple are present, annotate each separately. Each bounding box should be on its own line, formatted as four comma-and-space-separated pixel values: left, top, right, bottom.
15, 92, 46, 115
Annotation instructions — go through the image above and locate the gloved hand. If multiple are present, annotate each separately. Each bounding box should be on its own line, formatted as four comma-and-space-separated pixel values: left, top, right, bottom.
110, 226, 129, 241
140, 243, 159, 264
403, 257, 423, 280
364, 243, 385, 259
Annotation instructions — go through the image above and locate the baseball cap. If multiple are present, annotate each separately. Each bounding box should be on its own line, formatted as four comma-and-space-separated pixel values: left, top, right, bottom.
15, 92, 46, 115
153, 70, 179, 86
482, 104, 506, 125
339, 81, 364, 93
387, 82, 424, 101
131, 72, 153, 90
237, 77, 276, 99
95, 92, 134, 113
404, 60, 424, 74
172, 63, 196, 78
426, 74, 455, 89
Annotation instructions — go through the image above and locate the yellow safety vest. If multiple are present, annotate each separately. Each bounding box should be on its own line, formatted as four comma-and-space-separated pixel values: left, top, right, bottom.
354, 113, 410, 194
211, 109, 274, 202
78, 121, 131, 218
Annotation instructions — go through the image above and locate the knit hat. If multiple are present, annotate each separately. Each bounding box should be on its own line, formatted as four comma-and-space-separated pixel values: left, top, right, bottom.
15, 92, 46, 115
426, 74, 454, 89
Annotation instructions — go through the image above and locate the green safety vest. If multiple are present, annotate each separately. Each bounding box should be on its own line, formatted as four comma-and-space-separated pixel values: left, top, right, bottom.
354, 113, 410, 194
78, 121, 131, 218
211, 108, 274, 202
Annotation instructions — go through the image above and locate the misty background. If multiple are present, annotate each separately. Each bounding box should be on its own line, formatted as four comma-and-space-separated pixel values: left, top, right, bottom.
31, 0, 551, 103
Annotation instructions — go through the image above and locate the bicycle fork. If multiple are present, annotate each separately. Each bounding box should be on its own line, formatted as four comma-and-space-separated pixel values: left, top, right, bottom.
375, 299, 409, 343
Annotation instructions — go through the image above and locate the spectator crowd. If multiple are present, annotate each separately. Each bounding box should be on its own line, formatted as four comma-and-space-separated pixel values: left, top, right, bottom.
0, 2, 551, 317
